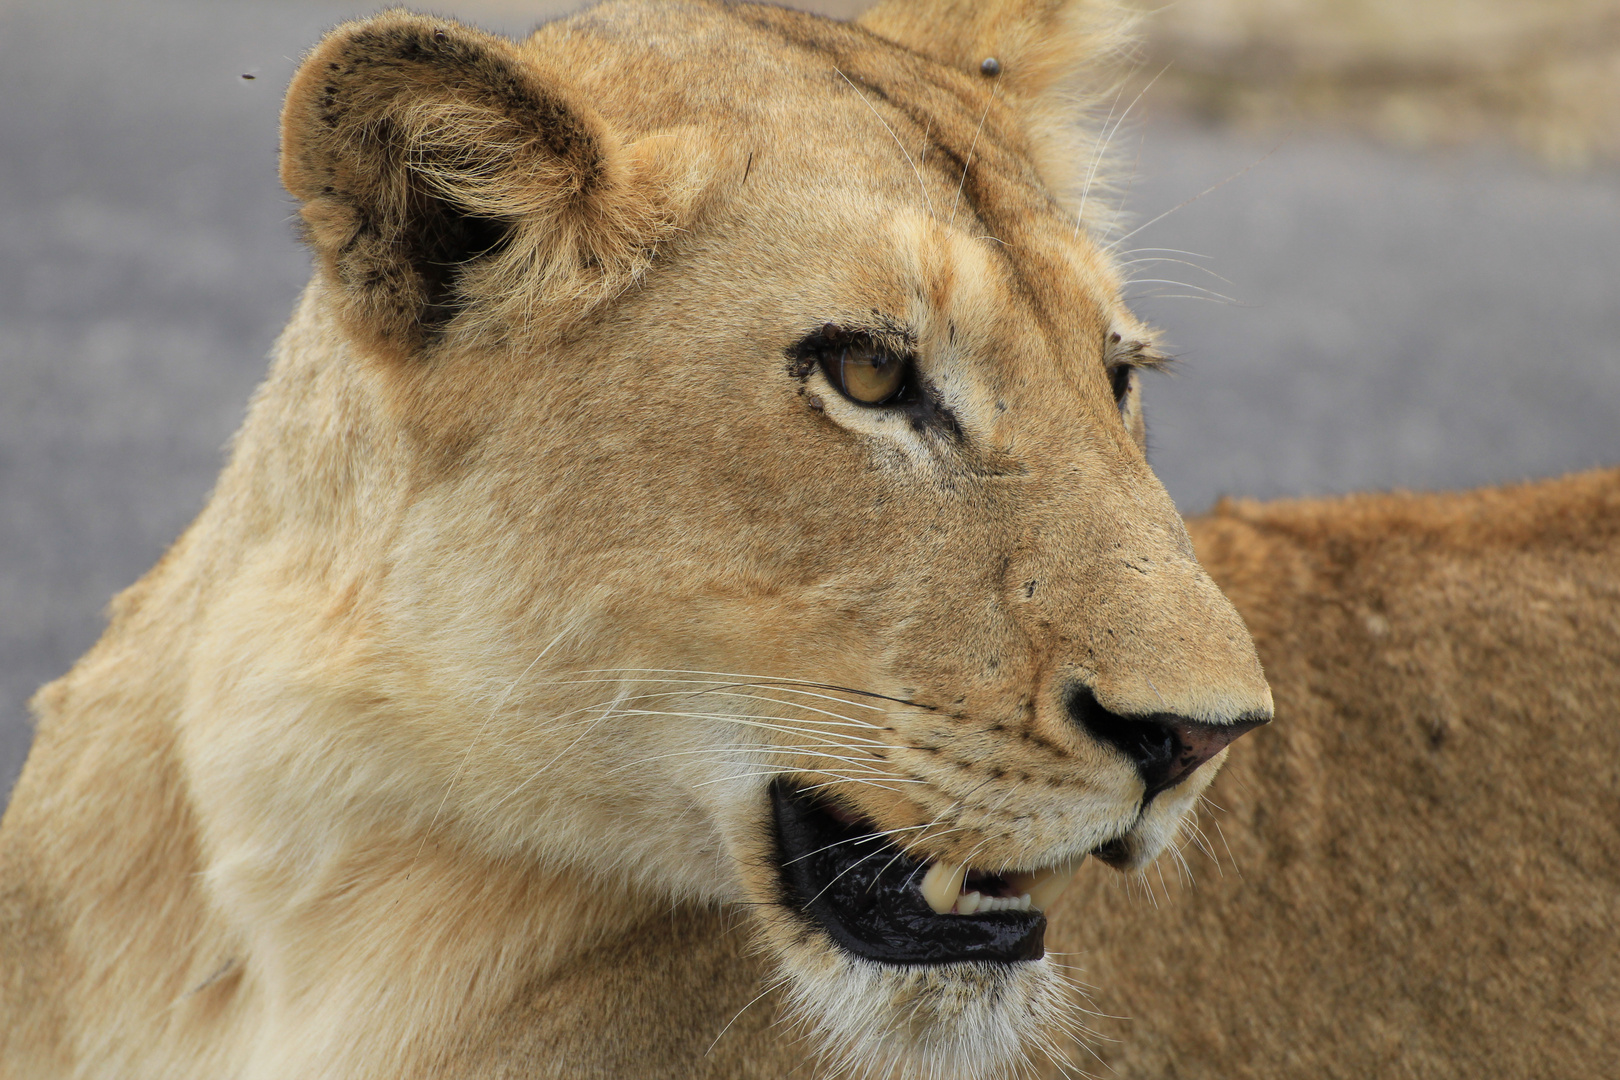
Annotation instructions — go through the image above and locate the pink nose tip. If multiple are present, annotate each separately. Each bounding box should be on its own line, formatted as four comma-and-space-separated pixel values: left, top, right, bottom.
1068, 687, 1270, 799
1161, 718, 1267, 792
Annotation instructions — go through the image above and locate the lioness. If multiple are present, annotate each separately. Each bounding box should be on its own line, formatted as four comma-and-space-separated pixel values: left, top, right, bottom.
0, 2, 1275, 1078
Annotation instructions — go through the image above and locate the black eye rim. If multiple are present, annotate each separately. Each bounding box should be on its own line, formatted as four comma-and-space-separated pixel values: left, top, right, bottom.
789, 323, 919, 410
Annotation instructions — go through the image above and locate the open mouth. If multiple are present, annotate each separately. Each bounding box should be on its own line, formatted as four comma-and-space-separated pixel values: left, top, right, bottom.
771, 782, 1088, 965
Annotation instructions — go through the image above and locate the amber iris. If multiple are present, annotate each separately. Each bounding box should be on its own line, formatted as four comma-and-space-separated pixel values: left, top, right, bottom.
826, 343, 906, 405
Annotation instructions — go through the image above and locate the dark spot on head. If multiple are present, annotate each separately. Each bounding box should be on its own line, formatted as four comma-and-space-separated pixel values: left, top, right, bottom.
1023, 580, 1037, 598
980, 57, 1001, 77
241, 73, 256, 80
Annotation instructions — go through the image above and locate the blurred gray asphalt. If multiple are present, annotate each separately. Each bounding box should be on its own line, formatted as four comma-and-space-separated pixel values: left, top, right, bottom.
2, 0, 1617, 803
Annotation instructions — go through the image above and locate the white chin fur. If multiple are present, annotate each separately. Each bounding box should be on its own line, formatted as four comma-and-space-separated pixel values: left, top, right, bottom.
779, 940, 1075, 1079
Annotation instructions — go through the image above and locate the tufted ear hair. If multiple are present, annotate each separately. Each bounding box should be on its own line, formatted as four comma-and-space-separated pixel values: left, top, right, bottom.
280, 11, 713, 358
858, 0, 1136, 223
857, 0, 1133, 97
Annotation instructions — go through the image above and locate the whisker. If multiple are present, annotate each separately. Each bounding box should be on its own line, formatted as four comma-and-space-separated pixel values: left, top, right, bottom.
530, 697, 889, 743
1118, 256, 1236, 286
536, 676, 889, 715
1074, 81, 1126, 239
1106, 133, 1291, 253
834, 67, 935, 220
562, 667, 929, 709
1076, 63, 1169, 241
488, 700, 624, 810
607, 707, 888, 748
713, 685, 887, 713
706, 974, 791, 1057
606, 745, 891, 778
1207, 809, 1243, 879
409, 619, 579, 870
1118, 244, 1212, 259
801, 843, 900, 909
696, 771, 923, 793
684, 691, 887, 729
1122, 292, 1237, 306
1123, 278, 1241, 304
1187, 819, 1222, 874
789, 774, 931, 794
779, 822, 939, 868
949, 89, 994, 228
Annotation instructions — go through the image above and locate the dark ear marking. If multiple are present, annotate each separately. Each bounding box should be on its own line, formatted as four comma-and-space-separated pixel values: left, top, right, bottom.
1104, 333, 1170, 373
1108, 362, 1132, 405
281, 14, 620, 356
408, 193, 511, 331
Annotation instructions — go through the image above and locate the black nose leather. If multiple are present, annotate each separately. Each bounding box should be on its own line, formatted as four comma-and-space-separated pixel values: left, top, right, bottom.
1067, 686, 1268, 799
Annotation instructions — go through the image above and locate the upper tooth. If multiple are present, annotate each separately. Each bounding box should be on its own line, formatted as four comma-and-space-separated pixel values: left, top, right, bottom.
920, 861, 966, 915
922, 858, 1087, 916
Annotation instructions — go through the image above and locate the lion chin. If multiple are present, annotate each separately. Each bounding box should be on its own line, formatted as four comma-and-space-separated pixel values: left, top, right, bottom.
750, 760, 1221, 1077
781, 943, 1074, 1079
1, 2, 1276, 1079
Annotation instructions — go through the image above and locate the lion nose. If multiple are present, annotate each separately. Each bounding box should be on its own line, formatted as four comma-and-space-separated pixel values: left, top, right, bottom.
1067, 687, 1268, 800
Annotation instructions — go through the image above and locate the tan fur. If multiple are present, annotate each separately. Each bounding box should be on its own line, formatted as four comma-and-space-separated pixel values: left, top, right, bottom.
449, 467, 1620, 1077
202, 465, 1612, 1079
0, 3, 1274, 1078
1051, 466, 1620, 1078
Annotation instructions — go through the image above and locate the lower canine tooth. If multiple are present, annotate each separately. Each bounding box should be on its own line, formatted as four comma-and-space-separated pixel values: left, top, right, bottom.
1026, 858, 1086, 911
920, 861, 966, 915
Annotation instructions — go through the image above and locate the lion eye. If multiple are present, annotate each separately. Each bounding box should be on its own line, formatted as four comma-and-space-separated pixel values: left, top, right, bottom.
824, 343, 908, 406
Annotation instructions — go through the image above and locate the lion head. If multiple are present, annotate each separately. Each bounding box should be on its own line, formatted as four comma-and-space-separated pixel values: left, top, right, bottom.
174, 1, 1276, 1075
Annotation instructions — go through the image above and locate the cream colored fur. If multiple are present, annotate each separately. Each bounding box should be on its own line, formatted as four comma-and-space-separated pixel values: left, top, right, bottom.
0, 3, 1274, 1077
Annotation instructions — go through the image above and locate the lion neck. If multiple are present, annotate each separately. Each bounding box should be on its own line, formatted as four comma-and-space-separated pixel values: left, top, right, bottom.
7, 293, 702, 1078
18, 601, 676, 1077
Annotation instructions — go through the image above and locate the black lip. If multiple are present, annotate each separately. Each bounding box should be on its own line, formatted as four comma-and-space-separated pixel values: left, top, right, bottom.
771, 781, 1046, 965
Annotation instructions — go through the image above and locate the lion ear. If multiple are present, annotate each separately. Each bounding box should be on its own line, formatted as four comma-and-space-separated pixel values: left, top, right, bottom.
858, 0, 1134, 221
280, 12, 712, 357
857, 0, 1132, 96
